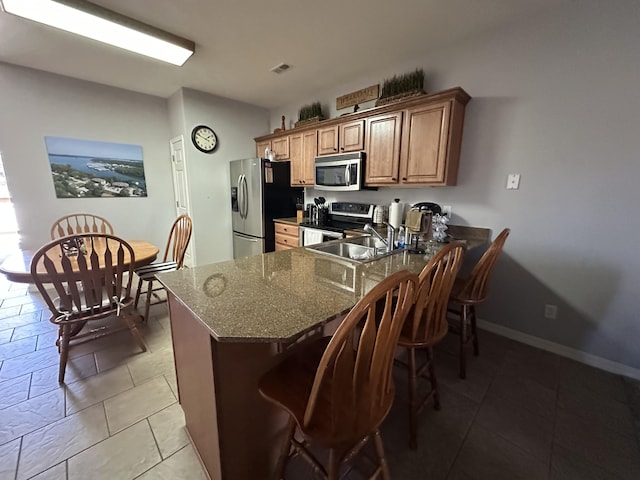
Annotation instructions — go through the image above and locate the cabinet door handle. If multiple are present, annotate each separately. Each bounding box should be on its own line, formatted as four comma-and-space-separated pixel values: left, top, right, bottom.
402, 177, 407, 181
341, 147, 345, 151
333, 148, 338, 151
392, 177, 397, 181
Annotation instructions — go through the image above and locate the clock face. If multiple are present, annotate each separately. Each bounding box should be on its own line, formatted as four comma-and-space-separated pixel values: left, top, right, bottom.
191, 125, 218, 153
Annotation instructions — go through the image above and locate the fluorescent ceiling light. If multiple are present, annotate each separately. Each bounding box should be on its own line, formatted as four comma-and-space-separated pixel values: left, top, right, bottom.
0, 0, 195, 66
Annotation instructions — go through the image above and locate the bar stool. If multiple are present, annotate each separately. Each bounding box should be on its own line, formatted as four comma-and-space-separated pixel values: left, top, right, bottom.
258, 270, 418, 480
395, 241, 466, 449
448, 228, 510, 378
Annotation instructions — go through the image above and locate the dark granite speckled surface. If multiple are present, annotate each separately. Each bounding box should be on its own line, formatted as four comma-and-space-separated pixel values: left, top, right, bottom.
158, 232, 488, 344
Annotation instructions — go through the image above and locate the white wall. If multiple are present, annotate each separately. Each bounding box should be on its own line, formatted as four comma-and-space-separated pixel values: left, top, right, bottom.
269, 1, 640, 369
0, 63, 175, 251
168, 88, 269, 265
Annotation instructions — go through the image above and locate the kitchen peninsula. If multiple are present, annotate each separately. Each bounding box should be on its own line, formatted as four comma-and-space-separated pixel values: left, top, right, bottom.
157, 229, 488, 479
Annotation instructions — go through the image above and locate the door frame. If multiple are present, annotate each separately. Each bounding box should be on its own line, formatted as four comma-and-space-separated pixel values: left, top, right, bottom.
170, 135, 196, 267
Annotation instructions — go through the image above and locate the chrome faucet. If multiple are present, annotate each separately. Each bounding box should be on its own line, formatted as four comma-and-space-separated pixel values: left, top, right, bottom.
364, 223, 395, 253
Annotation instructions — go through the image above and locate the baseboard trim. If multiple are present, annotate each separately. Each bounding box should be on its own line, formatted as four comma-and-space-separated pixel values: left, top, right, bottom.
477, 319, 640, 381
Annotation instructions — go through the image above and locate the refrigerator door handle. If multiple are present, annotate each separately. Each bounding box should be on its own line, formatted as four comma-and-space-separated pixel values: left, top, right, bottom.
236, 175, 244, 218
241, 174, 249, 218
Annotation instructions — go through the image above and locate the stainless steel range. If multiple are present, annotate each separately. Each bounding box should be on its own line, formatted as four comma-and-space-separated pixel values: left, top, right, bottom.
298, 202, 374, 246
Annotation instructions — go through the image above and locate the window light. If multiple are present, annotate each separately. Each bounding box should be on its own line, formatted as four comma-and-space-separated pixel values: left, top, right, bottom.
0, 0, 195, 66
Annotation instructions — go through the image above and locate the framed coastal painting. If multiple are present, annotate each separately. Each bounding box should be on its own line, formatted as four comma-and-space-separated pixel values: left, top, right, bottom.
45, 136, 147, 198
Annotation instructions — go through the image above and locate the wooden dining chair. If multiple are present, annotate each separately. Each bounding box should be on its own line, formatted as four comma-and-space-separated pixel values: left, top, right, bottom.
259, 269, 419, 480
448, 228, 510, 378
134, 214, 192, 322
30, 233, 147, 383
395, 241, 466, 449
50, 213, 114, 239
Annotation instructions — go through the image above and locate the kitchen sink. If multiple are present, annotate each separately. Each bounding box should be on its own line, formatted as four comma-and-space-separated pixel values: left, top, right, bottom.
305, 235, 400, 264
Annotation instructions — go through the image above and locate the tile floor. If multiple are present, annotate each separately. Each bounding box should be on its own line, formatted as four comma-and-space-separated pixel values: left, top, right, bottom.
0, 273, 638, 480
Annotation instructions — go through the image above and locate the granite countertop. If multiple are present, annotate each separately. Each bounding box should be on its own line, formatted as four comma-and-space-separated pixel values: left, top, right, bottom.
273, 217, 301, 226
158, 229, 488, 344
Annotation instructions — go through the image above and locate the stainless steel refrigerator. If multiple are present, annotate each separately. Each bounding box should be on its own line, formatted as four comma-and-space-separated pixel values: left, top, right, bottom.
230, 158, 302, 258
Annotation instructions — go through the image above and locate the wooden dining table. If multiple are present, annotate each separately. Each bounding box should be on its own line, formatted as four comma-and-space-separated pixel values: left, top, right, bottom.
0, 239, 159, 284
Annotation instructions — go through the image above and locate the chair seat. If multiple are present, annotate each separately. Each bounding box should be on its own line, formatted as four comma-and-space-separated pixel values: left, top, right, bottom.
397, 317, 448, 349
260, 336, 393, 448
135, 261, 178, 280
52, 294, 133, 324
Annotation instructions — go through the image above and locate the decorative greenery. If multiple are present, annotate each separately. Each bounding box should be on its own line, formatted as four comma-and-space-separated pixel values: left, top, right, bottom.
379, 68, 425, 99
298, 102, 324, 121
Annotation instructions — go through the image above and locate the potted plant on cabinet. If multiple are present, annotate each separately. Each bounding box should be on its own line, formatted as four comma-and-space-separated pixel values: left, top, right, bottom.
295, 101, 324, 127
375, 68, 426, 106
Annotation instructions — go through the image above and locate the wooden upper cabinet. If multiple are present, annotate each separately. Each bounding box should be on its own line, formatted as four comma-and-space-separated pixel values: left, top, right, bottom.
254, 87, 470, 187
256, 140, 270, 158
318, 120, 365, 155
271, 136, 290, 160
289, 130, 317, 186
302, 130, 317, 184
339, 120, 365, 152
364, 112, 403, 185
317, 125, 339, 155
289, 133, 304, 185
399, 100, 454, 185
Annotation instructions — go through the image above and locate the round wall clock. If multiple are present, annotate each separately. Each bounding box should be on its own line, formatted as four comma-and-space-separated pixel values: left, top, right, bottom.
191, 125, 218, 153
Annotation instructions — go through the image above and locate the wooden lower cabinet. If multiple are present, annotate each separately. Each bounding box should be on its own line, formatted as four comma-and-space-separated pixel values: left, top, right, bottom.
274, 222, 299, 250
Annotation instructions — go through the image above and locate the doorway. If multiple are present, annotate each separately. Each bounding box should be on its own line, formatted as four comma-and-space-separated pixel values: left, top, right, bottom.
0, 153, 20, 262
169, 136, 195, 267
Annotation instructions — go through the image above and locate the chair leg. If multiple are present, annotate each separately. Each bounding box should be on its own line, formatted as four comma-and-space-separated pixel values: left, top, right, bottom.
372, 429, 391, 480
144, 279, 154, 323
122, 312, 147, 353
58, 323, 72, 383
470, 305, 479, 356
459, 305, 468, 379
426, 347, 440, 410
134, 277, 144, 308
273, 416, 296, 480
407, 347, 418, 450
327, 449, 341, 480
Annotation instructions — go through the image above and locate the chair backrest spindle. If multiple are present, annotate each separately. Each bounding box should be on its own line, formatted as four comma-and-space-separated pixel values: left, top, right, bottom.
51, 213, 114, 240
457, 228, 510, 303
303, 270, 418, 440
407, 242, 466, 343
162, 214, 193, 266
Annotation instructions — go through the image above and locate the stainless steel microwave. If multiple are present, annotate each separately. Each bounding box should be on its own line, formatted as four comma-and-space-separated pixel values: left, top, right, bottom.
314, 152, 364, 191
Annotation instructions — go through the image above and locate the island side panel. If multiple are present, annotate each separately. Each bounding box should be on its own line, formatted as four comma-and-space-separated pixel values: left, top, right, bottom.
168, 294, 223, 480
212, 340, 291, 479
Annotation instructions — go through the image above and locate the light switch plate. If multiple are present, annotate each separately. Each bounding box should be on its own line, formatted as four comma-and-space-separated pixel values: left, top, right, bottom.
506, 174, 521, 190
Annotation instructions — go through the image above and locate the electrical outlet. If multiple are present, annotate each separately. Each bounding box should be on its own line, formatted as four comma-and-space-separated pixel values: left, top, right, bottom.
442, 205, 452, 217
544, 304, 558, 319
506, 173, 521, 190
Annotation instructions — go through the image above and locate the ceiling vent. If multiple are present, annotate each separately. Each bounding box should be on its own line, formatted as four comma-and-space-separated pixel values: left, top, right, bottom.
270, 63, 290, 74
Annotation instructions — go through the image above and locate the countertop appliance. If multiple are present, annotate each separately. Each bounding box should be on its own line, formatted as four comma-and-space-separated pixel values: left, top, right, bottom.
314, 152, 365, 191
231, 158, 302, 258
299, 202, 374, 246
